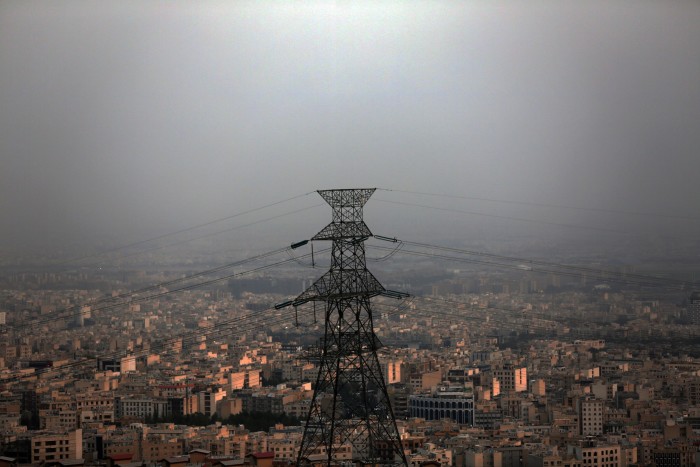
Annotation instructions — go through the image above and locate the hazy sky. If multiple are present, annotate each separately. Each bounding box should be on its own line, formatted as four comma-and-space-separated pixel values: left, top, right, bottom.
2, 1, 700, 256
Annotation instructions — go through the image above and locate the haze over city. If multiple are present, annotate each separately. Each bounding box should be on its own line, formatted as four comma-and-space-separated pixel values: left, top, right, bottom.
5, 3, 700, 467
2, 1, 700, 262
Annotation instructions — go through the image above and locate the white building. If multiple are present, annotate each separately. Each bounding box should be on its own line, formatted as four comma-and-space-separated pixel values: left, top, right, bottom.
115, 397, 169, 420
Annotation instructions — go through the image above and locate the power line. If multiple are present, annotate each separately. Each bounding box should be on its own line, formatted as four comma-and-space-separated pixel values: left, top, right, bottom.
9, 246, 288, 330
282, 295, 593, 347
5, 270, 331, 384
90, 203, 323, 265
49, 192, 314, 268
31, 230, 679, 336
7, 300, 387, 385
389, 239, 695, 289
379, 188, 700, 222
45, 234, 658, 379
372, 198, 628, 234
11, 247, 327, 332
5, 186, 694, 390
1, 299, 477, 386
368, 241, 695, 291
7, 247, 687, 382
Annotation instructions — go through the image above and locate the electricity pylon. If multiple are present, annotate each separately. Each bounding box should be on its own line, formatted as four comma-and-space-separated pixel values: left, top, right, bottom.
289, 189, 407, 466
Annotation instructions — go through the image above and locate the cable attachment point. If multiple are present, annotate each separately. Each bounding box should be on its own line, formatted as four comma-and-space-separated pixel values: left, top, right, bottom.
380, 290, 410, 299
291, 240, 309, 249
274, 300, 293, 310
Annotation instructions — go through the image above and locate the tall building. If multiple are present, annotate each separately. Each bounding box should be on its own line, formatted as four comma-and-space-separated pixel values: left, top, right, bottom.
492, 364, 527, 393
20, 390, 40, 430
387, 383, 410, 419
579, 397, 604, 436
688, 292, 700, 324
381, 359, 403, 385
228, 369, 261, 390
531, 379, 546, 396
197, 388, 227, 417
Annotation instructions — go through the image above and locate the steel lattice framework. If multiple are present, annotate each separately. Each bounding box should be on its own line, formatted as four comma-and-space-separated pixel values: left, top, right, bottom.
294, 188, 407, 467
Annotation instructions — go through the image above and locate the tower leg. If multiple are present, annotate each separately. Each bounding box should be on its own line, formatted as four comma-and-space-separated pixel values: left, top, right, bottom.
298, 298, 406, 466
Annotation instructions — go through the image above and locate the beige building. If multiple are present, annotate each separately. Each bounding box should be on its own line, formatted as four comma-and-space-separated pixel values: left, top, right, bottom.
381, 359, 403, 385
197, 388, 227, 417
531, 379, 546, 396
268, 433, 301, 462
570, 442, 620, 467
579, 397, 603, 436
409, 370, 441, 392
30, 428, 82, 464
492, 365, 527, 393
141, 436, 185, 462
229, 369, 262, 390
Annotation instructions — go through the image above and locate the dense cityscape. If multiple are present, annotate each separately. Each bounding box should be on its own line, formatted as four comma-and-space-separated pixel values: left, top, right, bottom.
1, 237, 699, 466
3, 2, 700, 466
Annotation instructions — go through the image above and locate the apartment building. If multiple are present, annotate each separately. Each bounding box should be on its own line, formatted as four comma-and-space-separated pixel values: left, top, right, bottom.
30, 428, 82, 464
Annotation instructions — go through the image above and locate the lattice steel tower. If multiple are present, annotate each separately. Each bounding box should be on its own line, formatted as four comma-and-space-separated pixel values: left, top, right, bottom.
291, 188, 407, 467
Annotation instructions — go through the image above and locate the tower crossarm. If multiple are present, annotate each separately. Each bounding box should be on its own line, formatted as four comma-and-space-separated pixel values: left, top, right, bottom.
312, 221, 373, 241
293, 269, 385, 306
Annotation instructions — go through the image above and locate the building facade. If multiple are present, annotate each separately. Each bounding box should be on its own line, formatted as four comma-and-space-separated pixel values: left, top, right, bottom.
408, 385, 474, 425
